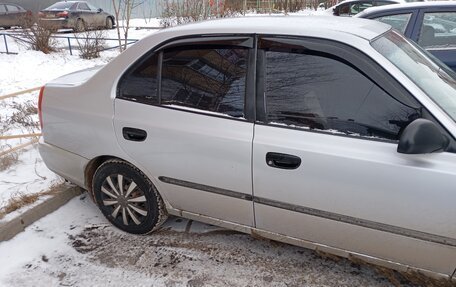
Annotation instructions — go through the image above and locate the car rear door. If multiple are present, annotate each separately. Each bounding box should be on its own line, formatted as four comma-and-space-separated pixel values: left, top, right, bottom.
113, 36, 256, 226
252, 36, 456, 275
413, 8, 456, 71
76, 2, 94, 28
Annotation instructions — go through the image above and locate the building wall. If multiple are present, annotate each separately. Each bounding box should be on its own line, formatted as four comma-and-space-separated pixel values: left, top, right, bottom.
8, 0, 162, 18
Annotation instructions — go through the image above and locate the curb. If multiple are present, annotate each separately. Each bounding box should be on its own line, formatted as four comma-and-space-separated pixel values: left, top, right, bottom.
0, 185, 83, 242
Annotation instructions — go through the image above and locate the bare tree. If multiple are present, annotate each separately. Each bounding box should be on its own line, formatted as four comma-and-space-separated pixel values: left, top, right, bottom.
112, 0, 144, 52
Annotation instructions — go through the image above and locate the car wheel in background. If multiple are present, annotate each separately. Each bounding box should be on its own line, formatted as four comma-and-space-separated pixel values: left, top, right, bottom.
93, 159, 167, 234
106, 17, 113, 29
75, 19, 85, 32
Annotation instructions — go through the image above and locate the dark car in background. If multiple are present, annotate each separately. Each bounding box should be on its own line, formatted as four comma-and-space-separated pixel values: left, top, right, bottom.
0, 3, 31, 29
357, 1, 456, 71
332, 0, 402, 16
39, 1, 114, 32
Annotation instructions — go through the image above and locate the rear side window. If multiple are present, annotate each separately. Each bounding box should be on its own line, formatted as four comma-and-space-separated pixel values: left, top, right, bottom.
0, 5, 6, 13
118, 53, 159, 104
373, 13, 412, 34
161, 47, 248, 118
419, 12, 456, 48
6, 5, 19, 12
77, 2, 90, 11
262, 43, 420, 140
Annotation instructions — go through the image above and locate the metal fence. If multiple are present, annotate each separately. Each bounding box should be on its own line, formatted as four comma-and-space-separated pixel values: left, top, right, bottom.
0, 32, 138, 55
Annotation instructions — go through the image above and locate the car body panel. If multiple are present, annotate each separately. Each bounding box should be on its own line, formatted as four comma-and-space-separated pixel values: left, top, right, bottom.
0, 3, 29, 28
38, 16, 456, 279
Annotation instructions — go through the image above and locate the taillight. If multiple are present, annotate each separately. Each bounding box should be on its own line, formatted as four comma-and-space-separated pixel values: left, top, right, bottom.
57, 11, 69, 18
38, 86, 45, 130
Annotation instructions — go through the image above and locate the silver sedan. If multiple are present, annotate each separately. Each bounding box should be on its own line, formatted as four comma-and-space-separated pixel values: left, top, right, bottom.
38, 16, 456, 281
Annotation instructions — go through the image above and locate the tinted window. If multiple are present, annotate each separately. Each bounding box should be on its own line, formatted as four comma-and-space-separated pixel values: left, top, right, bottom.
419, 12, 456, 48
350, 2, 373, 15
263, 43, 420, 140
87, 3, 99, 11
6, 5, 19, 12
0, 5, 6, 13
374, 13, 412, 34
78, 3, 90, 10
118, 53, 159, 104
161, 47, 248, 118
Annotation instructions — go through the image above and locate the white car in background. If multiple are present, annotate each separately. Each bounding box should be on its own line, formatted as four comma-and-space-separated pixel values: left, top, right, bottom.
39, 16, 456, 281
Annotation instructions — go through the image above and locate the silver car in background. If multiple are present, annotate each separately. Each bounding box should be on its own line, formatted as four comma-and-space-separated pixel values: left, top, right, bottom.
38, 16, 456, 281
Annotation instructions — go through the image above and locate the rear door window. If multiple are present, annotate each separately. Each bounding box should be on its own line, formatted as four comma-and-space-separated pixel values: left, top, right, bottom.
77, 2, 90, 11
418, 12, 456, 48
161, 46, 248, 118
0, 5, 6, 13
373, 13, 412, 34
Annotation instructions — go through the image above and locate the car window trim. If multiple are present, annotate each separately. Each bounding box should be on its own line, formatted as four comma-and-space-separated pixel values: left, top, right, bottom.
116, 34, 256, 123
255, 35, 442, 144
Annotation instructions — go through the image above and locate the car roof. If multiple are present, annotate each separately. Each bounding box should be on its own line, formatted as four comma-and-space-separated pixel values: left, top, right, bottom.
336, 0, 402, 6
357, 1, 456, 17
158, 16, 391, 42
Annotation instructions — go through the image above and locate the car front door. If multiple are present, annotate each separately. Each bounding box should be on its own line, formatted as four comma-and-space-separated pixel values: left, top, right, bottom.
252, 36, 456, 275
113, 37, 255, 226
413, 8, 456, 71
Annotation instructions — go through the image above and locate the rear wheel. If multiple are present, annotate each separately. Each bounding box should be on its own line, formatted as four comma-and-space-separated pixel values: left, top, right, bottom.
105, 17, 113, 29
75, 19, 85, 32
93, 160, 167, 234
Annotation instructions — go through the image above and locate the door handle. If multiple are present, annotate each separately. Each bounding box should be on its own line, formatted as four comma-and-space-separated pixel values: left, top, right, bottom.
122, 127, 147, 142
266, 152, 301, 170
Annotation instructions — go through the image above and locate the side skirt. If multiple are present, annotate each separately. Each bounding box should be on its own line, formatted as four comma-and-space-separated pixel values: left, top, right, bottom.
166, 206, 452, 281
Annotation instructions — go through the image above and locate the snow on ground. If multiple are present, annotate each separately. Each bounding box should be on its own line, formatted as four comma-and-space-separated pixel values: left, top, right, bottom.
0, 196, 400, 287
0, 27, 160, 214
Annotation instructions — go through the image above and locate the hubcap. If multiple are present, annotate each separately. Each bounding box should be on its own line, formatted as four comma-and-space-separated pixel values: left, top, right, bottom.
100, 174, 148, 226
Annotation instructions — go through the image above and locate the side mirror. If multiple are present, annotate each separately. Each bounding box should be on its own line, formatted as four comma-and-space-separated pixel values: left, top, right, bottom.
397, 119, 449, 154
97, 8, 102, 13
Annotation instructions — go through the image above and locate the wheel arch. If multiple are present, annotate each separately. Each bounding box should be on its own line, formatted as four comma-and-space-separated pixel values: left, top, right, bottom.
84, 155, 166, 204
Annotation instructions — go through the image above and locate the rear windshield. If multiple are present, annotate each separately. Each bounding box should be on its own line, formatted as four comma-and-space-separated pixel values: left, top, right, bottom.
372, 30, 456, 122
45, 2, 77, 10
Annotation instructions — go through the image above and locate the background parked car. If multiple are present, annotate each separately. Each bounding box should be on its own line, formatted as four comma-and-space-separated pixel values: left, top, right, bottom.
357, 1, 456, 71
0, 3, 32, 29
331, 0, 402, 16
39, 1, 114, 32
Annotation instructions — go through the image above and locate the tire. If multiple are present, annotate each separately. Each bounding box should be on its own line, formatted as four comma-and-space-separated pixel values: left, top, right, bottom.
105, 17, 113, 29
75, 19, 85, 32
93, 160, 167, 234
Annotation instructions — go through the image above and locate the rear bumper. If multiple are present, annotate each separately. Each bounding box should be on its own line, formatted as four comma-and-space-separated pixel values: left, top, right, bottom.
38, 138, 88, 188
38, 18, 74, 29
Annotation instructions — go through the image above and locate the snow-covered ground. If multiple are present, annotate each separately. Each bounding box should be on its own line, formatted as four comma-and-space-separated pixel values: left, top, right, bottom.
0, 196, 400, 287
